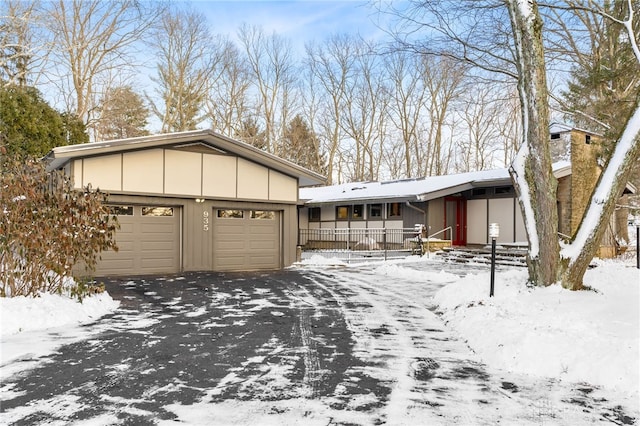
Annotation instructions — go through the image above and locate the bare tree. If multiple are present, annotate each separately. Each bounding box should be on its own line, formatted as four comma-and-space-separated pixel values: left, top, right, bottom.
454, 84, 505, 172
384, 48, 428, 178
341, 39, 389, 182
422, 54, 467, 176
305, 34, 357, 184
43, 0, 159, 136
0, 0, 45, 87
148, 7, 224, 132
205, 39, 251, 138
238, 24, 297, 155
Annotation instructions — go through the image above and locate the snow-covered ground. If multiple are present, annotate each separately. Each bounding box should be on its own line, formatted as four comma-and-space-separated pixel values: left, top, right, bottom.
300, 253, 639, 411
1, 254, 638, 424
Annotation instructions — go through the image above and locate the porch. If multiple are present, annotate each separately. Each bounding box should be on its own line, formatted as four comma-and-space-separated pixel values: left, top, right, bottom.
297, 227, 453, 263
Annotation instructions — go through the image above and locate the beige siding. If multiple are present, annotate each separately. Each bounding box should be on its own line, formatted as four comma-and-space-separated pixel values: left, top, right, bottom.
428, 198, 445, 234
269, 170, 297, 202
515, 205, 526, 243
237, 158, 269, 199
123, 149, 164, 193
82, 154, 122, 191
467, 199, 488, 244
72, 159, 83, 190
489, 198, 515, 243
202, 154, 237, 198
165, 150, 202, 196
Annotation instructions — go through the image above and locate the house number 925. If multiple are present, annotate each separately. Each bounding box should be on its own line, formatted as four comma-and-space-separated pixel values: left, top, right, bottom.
203, 211, 209, 231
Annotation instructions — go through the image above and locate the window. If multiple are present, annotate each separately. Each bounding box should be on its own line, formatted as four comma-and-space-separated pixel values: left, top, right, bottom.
109, 205, 133, 216
142, 206, 174, 217
585, 134, 591, 144
472, 188, 487, 197
495, 186, 513, 194
550, 133, 561, 140
217, 209, 244, 218
309, 207, 321, 221
352, 204, 364, 219
251, 210, 275, 220
369, 204, 382, 218
388, 202, 402, 218
336, 206, 350, 220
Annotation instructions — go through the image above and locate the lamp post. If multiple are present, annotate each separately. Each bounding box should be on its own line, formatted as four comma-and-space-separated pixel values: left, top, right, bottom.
635, 216, 640, 270
489, 223, 500, 297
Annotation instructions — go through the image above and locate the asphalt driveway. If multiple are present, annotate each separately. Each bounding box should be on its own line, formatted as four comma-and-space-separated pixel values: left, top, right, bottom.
0, 266, 635, 425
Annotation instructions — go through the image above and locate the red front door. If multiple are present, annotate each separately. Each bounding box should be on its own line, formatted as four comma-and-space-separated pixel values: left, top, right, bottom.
445, 197, 467, 246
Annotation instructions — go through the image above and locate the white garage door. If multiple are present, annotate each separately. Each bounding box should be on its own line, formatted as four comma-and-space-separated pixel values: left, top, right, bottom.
212, 209, 281, 271
94, 205, 181, 276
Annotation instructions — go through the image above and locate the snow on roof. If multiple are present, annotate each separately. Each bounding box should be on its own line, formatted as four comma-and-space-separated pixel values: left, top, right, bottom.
301, 168, 509, 204
301, 162, 572, 204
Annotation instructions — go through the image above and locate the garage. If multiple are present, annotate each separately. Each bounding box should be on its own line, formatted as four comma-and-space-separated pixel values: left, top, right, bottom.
45, 129, 325, 276
212, 209, 281, 271
95, 205, 181, 276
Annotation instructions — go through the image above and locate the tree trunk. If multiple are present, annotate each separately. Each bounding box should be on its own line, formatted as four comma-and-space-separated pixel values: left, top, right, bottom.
506, 0, 560, 286
560, 105, 640, 289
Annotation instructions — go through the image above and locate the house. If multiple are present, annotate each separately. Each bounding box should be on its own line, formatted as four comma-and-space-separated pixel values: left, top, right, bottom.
299, 125, 634, 257
45, 129, 325, 276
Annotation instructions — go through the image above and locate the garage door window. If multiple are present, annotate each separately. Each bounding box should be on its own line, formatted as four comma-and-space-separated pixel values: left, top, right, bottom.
250, 210, 275, 220
218, 209, 244, 218
109, 205, 134, 216
142, 206, 174, 217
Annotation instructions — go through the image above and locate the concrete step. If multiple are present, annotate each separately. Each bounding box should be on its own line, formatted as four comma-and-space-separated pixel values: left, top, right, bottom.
436, 246, 527, 267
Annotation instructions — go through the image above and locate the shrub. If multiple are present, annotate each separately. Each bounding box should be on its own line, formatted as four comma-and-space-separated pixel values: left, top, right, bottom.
0, 155, 118, 298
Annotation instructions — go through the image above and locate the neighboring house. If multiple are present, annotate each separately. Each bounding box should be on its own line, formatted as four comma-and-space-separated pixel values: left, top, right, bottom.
299, 125, 635, 257
45, 129, 325, 276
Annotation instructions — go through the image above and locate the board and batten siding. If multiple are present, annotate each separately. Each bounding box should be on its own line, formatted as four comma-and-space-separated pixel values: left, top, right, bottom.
73, 148, 298, 203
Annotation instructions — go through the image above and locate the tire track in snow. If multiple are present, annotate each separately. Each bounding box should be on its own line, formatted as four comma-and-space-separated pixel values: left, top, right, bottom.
301, 267, 629, 425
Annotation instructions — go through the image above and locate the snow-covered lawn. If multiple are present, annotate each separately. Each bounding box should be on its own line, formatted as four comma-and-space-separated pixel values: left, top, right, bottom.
432, 258, 639, 399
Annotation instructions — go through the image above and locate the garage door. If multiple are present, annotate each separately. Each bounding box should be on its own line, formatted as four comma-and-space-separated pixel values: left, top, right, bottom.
212, 209, 281, 271
94, 205, 181, 276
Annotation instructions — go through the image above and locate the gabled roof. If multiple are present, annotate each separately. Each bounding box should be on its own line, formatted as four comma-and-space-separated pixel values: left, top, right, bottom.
301, 162, 572, 204
44, 129, 326, 187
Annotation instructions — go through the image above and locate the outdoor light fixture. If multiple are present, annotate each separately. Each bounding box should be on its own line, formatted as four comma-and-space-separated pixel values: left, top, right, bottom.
195, 198, 205, 203
489, 223, 500, 239
489, 223, 499, 297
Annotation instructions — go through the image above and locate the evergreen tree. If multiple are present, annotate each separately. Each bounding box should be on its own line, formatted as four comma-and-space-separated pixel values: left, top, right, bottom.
235, 117, 268, 151
96, 86, 149, 140
282, 114, 326, 174
0, 85, 87, 158
561, 2, 640, 147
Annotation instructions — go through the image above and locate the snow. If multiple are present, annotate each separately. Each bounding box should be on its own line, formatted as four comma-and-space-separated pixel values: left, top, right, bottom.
433, 259, 639, 399
0, 292, 119, 337
1, 256, 638, 422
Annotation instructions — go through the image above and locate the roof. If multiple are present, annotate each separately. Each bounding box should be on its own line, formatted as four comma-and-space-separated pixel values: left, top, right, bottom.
301, 162, 572, 204
44, 129, 326, 187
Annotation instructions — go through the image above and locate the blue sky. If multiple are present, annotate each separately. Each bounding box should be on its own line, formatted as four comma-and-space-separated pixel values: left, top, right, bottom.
191, 0, 391, 52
